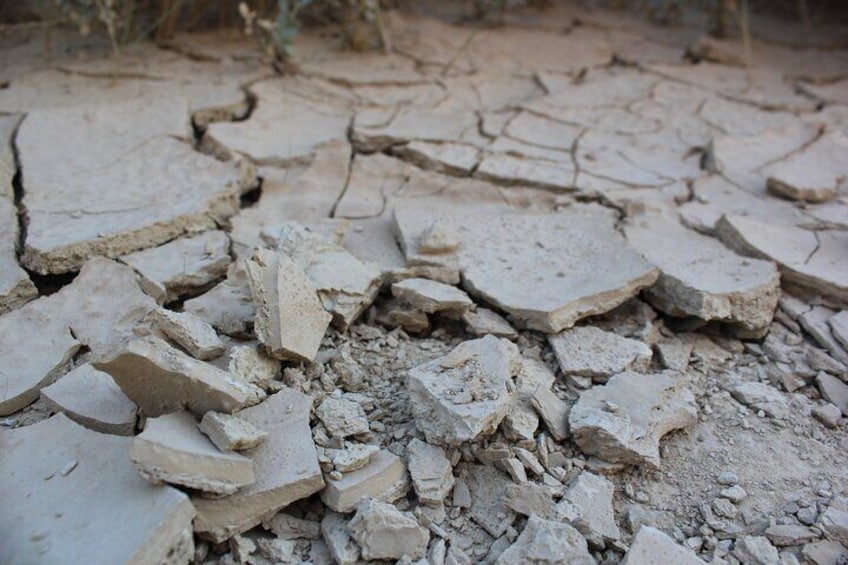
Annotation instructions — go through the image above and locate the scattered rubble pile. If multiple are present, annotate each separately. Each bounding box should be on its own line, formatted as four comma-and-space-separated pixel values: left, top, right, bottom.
1, 4, 848, 565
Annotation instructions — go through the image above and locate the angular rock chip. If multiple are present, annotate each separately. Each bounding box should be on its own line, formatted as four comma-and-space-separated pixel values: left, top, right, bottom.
817, 372, 848, 416
463, 307, 518, 339
624, 210, 780, 336
407, 438, 455, 506
717, 214, 848, 305
192, 388, 324, 542
0, 115, 36, 315
461, 463, 517, 538
764, 131, 848, 203
265, 223, 382, 328
329, 443, 380, 473
322, 449, 409, 513
150, 308, 225, 361
349, 499, 429, 561
395, 204, 658, 332
569, 371, 697, 469
503, 358, 555, 441
321, 512, 361, 565
18, 98, 254, 274
184, 259, 255, 338
391, 277, 474, 316
531, 386, 570, 442
730, 381, 792, 419
227, 344, 281, 389
40, 363, 137, 436
765, 524, 819, 546
245, 248, 331, 363
407, 335, 522, 446
733, 535, 780, 565
199, 411, 268, 452
121, 230, 232, 303
802, 540, 848, 565
563, 471, 621, 547
623, 526, 704, 565
829, 311, 848, 351
495, 514, 595, 565
0, 414, 195, 565
0, 302, 80, 416
821, 507, 848, 547
549, 326, 652, 381
131, 411, 254, 495
96, 335, 256, 417
315, 396, 370, 438
263, 513, 321, 540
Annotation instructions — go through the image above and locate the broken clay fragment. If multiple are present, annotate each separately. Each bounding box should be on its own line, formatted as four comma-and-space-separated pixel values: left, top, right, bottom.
131, 411, 255, 495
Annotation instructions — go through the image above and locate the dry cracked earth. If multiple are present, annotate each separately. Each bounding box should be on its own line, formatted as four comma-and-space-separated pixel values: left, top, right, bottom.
1, 4, 848, 565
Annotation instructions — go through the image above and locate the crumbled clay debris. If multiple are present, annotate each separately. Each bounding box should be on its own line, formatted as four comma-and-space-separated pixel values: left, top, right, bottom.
569, 371, 698, 469
199, 411, 268, 452
2, 10, 848, 565
40, 363, 137, 436
349, 499, 430, 561
495, 514, 595, 565
391, 277, 474, 316
245, 248, 332, 363
549, 325, 652, 380
96, 335, 259, 417
406, 335, 522, 446
192, 388, 324, 543
130, 411, 255, 495
149, 308, 226, 361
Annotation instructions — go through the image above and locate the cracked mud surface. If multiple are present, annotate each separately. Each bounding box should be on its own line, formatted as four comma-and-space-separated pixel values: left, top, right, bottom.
1, 4, 847, 565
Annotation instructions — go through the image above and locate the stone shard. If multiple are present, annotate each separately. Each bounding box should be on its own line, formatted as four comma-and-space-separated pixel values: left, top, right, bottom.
199, 411, 268, 452
817, 373, 848, 416
462, 308, 518, 339
406, 335, 522, 446
329, 443, 379, 473
733, 535, 780, 565
322, 512, 361, 565
0, 114, 36, 315
495, 514, 596, 565
264, 223, 382, 328
315, 396, 370, 438
0, 302, 80, 416
395, 204, 659, 332
624, 209, 780, 336
149, 308, 225, 361
764, 131, 848, 203
18, 98, 254, 275
829, 311, 848, 351
531, 385, 570, 442
95, 335, 257, 417
121, 230, 232, 304
407, 438, 455, 506
802, 540, 848, 565
263, 512, 321, 540
717, 214, 848, 306
392, 277, 474, 316
40, 363, 137, 436
245, 248, 331, 363
503, 358, 555, 441
623, 526, 704, 565
184, 259, 256, 338
349, 499, 430, 561
0, 414, 195, 565
321, 449, 409, 513
130, 411, 255, 495
461, 463, 517, 538
564, 471, 621, 548
730, 381, 792, 419
821, 507, 848, 547
192, 388, 324, 543
549, 326, 652, 381
569, 371, 697, 469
